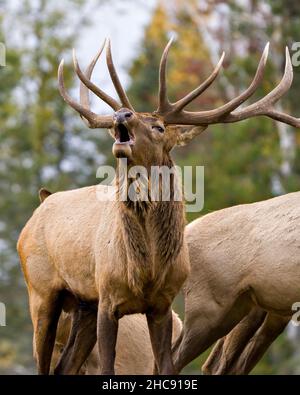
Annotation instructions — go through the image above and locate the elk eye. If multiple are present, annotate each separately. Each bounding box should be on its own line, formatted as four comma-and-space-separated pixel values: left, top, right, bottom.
152, 125, 165, 133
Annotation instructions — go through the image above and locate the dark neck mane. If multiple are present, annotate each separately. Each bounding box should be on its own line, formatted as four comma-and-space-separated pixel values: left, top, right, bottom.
115, 157, 186, 293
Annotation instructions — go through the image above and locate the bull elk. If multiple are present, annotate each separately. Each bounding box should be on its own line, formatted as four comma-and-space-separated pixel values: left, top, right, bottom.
172, 191, 300, 374
37, 190, 183, 375
17, 38, 300, 375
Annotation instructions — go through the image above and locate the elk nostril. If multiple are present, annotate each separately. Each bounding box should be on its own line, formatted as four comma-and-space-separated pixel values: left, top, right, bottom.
124, 112, 132, 119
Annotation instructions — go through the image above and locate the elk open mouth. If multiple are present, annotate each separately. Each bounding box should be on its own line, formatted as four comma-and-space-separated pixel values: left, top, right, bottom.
114, 124, 135, 145
112, 123, 135, 158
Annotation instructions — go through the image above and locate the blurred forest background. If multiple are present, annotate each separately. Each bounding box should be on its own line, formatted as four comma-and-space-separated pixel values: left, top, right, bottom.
1, 0, 300, 374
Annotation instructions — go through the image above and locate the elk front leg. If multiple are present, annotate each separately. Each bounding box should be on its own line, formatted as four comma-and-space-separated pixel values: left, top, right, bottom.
54, 303, 97, 375
30, 290, 63, 375
147, 307, 175, 375
202, 307, 267, 375
97, 304, 119, 375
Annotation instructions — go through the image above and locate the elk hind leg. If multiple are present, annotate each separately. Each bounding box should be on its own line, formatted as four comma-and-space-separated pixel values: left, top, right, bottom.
172, 293, 252, 373
54, 302, 97, 375
228, 313, 289, 375
202, 307, 267, 375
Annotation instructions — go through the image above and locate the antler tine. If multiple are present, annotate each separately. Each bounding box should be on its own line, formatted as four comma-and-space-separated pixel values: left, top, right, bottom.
58, 59, 114, 129
73, 47, 120, 111
264, 46, 293, 103
223, 47, 300, 127
173, 52, 225, 113
262, 110, 300, 127
211, 42, 270, 117
106, 39, 134, 111
79, 39, 106, 112
162, 42, 269, 125
157, 37, 174, 113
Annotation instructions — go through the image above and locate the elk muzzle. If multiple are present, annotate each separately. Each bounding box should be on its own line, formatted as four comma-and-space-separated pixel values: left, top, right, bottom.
112, 109, 135, 158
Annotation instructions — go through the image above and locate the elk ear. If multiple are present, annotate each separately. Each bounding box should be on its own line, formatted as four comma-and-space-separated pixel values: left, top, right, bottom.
39, 188, 52, 203
176, 125, 207, 146
164, 126, 180, 151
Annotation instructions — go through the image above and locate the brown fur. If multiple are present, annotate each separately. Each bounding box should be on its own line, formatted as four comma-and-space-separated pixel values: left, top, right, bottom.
51, 41, 299, 374
172, 191, 300, 374
17, 111, 190, 375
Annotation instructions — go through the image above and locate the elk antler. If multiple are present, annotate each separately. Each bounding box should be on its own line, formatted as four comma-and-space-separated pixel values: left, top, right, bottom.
106, 39, 134, 111
73, 42, 120, 112
58, 41, 114, 128
58, 39, 134, 129
156, 40, 300, 131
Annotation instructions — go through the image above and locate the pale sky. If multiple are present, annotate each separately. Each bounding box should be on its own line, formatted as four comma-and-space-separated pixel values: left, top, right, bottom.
77, 0, 157, 112
2, 0, 157, 112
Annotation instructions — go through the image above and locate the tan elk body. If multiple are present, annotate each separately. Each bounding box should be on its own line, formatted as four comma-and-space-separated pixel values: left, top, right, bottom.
172, 191, 300, 373
17, 38, 300, 375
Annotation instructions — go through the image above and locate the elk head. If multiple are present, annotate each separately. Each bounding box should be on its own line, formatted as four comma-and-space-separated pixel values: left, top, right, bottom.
58, 38, 300, 169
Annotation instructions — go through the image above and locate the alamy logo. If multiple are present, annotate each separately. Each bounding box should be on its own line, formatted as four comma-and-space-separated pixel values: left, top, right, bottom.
96, 159, 205, 213
291, 302, 300, 326
291, 42, 300, 67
